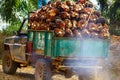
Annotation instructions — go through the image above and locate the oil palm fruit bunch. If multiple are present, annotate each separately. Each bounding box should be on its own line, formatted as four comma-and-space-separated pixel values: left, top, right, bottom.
28, 0, 109, 39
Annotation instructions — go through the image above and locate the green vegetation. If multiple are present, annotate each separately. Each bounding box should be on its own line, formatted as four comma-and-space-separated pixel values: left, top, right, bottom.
109, 0, 120, 35
0, 0, 37, 23
97, 0, 120, 35
0, 31, 6, 60
0, 0, 37, 35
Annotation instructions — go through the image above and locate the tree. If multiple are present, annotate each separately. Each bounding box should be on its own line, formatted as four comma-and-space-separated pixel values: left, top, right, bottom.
97, 0, 120, 35
109, 0, 120, 21
0, 0, 37, 23
97, 0, 109, 18
0, 0, 37, 35
109, 0, 120, 35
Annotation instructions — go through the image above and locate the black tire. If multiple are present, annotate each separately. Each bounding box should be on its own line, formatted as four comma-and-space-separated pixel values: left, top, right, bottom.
2, 51, 18, 74
65, 69, 73, 78
35, 59, 52, 80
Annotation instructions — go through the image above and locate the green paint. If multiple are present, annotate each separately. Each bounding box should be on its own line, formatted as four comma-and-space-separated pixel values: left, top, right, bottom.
33, 31, 45, 50
28, 30, 109, 58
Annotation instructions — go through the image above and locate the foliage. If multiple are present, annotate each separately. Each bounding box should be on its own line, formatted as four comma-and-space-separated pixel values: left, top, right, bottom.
109, 0, 120, 21
0, 0, 38, 37
110, 30, 120, 36
97, 0, 108, 13
0, 0, 37, 23
97, 0, 120, 20
97, 0, 120, 35
96, 0, 111, 19
108, 0, 120, 35
2, 23, 20, 36
0, 31, 7, 59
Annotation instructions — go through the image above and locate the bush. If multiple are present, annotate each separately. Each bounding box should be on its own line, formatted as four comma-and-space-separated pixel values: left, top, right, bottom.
0, 31, 6, 59
0, 31, 11, 60
109, 29, 120, 36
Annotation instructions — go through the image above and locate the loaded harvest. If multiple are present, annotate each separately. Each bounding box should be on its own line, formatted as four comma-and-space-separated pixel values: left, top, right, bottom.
28, 0, 109, 39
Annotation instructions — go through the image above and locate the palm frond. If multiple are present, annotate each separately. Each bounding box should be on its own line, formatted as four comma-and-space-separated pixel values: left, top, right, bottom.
0, 0, 37, 23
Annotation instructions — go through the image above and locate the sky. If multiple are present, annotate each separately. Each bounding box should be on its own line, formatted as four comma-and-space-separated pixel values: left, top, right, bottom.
0, 16, 8, 30
90, 0, 99, 9
0, 0, 98, 30
90, 0, 98, 5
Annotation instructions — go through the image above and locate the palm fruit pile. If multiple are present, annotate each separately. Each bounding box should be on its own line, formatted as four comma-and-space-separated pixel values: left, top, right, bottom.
28, 0, 109, 39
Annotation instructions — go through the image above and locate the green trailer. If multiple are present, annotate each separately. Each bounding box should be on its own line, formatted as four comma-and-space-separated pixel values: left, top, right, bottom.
27, 30, 109, 79
28, 30, 109, 58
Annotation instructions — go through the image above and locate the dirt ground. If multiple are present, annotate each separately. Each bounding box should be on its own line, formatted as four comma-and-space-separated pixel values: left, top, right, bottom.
0, 35, 120, 80
0, 65, 35, 80
0, 65, 80, 80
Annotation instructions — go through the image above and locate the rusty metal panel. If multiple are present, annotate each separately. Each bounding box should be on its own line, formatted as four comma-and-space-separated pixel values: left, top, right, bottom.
4, 36, 27, 61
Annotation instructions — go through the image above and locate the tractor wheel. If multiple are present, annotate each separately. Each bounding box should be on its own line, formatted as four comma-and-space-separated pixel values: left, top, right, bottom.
65, 69, 73, 78
35, 59, 52, 80
2, 51, 18, 74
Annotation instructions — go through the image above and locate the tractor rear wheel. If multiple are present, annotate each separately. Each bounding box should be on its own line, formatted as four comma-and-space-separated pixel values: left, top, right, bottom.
35, 59, 52, 80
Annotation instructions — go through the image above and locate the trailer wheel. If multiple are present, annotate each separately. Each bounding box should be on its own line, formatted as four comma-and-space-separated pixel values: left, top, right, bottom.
2, 51, 18, 74
65, 69, 73, 78
35, 59, 52, 80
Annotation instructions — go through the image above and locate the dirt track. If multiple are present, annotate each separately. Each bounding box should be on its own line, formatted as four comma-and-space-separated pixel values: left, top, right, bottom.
0, 35, 120, 80
0, 65, 80, 80
0, 65, 35, 80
